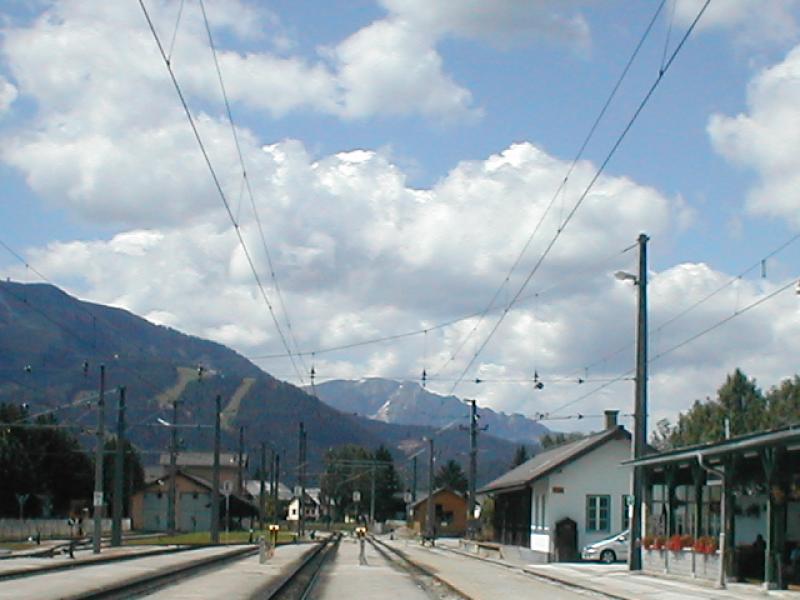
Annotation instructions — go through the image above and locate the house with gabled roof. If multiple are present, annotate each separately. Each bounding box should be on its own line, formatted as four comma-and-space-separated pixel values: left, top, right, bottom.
479, 410, 632, 563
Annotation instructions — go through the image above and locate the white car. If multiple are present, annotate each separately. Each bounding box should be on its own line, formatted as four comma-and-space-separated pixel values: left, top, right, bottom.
581, 530, 629, 563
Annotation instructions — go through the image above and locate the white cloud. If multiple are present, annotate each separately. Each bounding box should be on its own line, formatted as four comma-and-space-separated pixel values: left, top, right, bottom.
708, 44, 800, 226
8, 133, 762, 431
674, 0, 800, 46
0, 76, 17, 114
379, 0, 590, 48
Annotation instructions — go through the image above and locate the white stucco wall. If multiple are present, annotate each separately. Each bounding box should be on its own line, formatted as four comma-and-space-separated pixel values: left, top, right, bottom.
530, 477, 550, 553
546, 436, 632, 551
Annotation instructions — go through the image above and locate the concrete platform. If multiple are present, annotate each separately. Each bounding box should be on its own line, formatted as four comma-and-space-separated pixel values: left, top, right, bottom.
143, 543, 313, 599
431, 538, 800, 599
0, 545, 247, 599
382, 538, 599, 599
524, 562, 800, 600
0, 544, 185, 578
310, 537, 431, 599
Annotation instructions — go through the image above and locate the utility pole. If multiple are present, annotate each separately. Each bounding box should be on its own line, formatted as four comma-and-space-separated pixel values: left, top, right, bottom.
211, 394, 221, 544
629, 232, 649, 571
369, 461, 376, 526
298, 422, 306, 537
412, 455, 417, 503
92, 364, 106, 554
167, 399, 179, 534
112, 386, 126, 547
426, 437, 435, 544
259, 442, 266, 530
468, 399, 478, 534
238, 426, 245, 495
273, 452, 280, 523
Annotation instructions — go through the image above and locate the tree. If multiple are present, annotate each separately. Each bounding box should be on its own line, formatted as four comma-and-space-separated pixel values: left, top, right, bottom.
656, 369, 769, 448
373, 445, 402, 521
0, 403, 93, 517
511, 445, 529, 467
434, 459, 468, 494
320, 444, 373, 522
540, 431, 585, 449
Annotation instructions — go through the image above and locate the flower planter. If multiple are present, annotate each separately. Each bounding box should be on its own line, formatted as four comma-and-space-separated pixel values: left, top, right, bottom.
642, 547, 721, 582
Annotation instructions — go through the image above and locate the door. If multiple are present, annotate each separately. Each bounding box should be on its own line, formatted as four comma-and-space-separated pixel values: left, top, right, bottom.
143, 492, 167, 531
555, 517, 578, 562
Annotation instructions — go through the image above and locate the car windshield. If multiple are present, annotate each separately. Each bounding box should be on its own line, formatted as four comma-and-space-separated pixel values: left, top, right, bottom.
600, 530, 628, 543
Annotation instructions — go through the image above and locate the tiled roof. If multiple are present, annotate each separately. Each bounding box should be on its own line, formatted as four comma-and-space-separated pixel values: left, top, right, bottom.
479, 426, 630, 494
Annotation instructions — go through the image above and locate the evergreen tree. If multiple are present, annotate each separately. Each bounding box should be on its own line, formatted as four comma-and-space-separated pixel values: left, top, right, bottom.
434, 459, 468, 494
511, 445, 529, 467
0, 403, 94, 517
373, 445, 402, 521
540, 431, 585, 449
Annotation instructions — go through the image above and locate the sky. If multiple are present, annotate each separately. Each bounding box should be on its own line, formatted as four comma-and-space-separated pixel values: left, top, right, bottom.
3, 0, 800, 434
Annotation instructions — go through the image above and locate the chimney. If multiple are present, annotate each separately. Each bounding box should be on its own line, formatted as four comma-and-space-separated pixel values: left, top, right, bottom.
604, 410, 619, 430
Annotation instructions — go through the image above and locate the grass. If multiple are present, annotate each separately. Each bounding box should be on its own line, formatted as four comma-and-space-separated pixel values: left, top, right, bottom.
0, 542, 37, 552
126, 530, 297, 546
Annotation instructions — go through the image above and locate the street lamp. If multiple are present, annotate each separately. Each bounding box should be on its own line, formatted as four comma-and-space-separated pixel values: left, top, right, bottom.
616, 234, 649, 571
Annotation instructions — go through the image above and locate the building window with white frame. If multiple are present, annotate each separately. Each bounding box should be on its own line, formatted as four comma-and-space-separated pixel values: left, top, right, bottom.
586, 494, 610, 532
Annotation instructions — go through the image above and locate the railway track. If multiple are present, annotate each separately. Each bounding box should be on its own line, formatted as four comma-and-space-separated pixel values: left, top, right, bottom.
256, 533, 340, 599
368, 536, 472, 600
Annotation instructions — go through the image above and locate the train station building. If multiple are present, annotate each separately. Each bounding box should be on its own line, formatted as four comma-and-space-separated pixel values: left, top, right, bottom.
479, 410, 632, 562
626, 425, 800, 589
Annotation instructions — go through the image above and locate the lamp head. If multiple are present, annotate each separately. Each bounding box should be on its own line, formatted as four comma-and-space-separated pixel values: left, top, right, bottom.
614, 271, 637, 282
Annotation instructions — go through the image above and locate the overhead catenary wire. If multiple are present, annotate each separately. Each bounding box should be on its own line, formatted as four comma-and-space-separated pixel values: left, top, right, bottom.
447, 0, 711, 395
548, 272, 800, 417
248, 241, 638, 362
197, 0, 307, 373
429, 2, 667, 380
137, 0, 304, 385
561, 229, 800, 385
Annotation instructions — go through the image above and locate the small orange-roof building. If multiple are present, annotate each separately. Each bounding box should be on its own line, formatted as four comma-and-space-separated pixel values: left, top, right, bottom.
409, 488, 467, 537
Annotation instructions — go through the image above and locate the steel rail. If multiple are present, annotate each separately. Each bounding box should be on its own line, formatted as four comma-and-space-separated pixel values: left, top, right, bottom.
368, 536, 474, 599
255, 533, 340, 599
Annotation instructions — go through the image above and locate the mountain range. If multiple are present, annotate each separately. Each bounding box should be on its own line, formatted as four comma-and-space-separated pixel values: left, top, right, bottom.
0, 281, 522, 487
311, 378, 549, 446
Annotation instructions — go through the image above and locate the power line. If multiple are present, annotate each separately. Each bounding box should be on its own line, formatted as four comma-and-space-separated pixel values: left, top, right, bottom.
197, 0, 306, 373
428, 3, 666, 380
137, 0, 304, 385
548, 272, 799, 416
561, 229, 800, 385
448, 0, 711, 394
247, 242, 637, 362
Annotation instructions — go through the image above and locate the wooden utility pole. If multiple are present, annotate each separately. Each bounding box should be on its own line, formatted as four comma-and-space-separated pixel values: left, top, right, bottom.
468, 399, 478, 531
259, 442, 266, 529
111, 386, 126, 546
426, 437, 435, 544
629, 233, 649, 571
211, 394, 221, 544
167, 399, 179, 534
92, 364, 106, 554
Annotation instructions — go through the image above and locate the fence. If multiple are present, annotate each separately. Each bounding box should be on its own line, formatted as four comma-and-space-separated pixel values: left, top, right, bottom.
0, 518, 131, 541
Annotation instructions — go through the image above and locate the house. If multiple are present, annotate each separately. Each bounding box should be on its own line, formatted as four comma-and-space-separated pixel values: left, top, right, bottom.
243, 479, 292, 502
130, 469, 257, 532
154, 452, 246, 493
409, 488, 468, 537
626, 424, 800, 588
479, 410, 632, 562
287, 492, 321, 522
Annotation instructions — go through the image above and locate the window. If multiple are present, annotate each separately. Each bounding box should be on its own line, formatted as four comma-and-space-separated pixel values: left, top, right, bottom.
621, 494, 631, 530
586, 495, 610, 532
